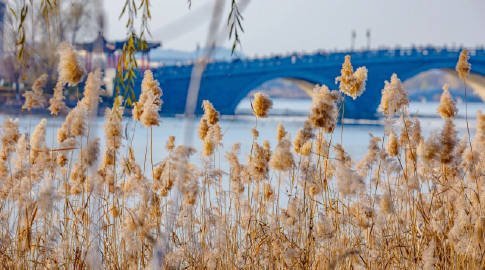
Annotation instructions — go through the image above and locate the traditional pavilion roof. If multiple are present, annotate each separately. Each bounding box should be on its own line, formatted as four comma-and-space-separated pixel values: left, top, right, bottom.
112, 37, 161, 53
74, 32, 161, 53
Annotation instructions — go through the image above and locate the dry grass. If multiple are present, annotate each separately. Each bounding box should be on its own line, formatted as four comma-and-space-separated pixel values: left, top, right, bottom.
0, 48, 483, 269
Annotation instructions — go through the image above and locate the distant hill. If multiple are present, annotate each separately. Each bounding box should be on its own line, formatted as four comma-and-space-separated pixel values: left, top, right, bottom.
254, 79, 310, 99
404, 70, 482, 102
256, 70, 484, 102
150, 47, 244, 65
407, 88, 482, 102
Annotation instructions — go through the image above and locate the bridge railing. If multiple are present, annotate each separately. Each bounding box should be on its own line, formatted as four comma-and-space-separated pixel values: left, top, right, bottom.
154, 46, 485, 77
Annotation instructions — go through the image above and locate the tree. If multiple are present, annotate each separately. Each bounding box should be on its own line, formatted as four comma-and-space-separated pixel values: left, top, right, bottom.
0, 0, 103, 100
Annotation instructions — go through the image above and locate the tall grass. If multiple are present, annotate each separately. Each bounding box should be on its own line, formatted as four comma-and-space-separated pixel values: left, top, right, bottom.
0, 44, 483, 269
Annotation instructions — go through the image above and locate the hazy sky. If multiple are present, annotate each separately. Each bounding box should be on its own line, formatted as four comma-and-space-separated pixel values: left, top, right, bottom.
104, 0, 485, 56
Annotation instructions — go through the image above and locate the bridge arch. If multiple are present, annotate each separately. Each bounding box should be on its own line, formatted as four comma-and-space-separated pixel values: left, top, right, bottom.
343, 59, 485, 118
151, 47, 485, 119
197, 70, 336, 115
230, 72, 332, 112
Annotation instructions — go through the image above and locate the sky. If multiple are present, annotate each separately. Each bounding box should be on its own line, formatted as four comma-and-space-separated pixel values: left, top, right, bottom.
104, 0, 485, 56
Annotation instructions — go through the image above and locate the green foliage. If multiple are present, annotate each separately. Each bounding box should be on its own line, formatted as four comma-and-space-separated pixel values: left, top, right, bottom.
115, 34, 137, 107
117, 0, 151, 107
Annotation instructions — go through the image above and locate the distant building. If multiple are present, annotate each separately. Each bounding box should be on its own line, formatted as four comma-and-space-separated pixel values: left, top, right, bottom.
74, 32, 161, 72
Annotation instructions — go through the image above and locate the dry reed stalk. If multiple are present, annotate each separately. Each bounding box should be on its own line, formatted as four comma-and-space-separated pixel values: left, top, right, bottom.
0, 49, 482, 269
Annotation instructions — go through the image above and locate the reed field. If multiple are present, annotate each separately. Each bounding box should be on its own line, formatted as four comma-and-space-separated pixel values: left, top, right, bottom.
0, 43, 483, 269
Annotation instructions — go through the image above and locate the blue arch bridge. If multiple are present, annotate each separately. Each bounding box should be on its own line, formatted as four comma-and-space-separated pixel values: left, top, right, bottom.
129, 47, 485, 119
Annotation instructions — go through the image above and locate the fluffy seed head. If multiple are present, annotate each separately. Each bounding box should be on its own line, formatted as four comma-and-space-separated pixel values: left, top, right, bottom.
203, 123, 223, 156
300, 140, 312, 156
23, 74, 48, 111
269, 137, 294, 171
104, 96, 124, 150
251, 128, 259, 139
437, 84, 457, 119
308, 85, 340, 132
276, 123, 287, 142
293, 121, 314, 154
0, 118, 20, 161
80, 69, 102, 114
252, 92, 272, 118
202, 100, 219, 125
336, 55, 368, 99
133, 70, 163, 127
440, 119, 457, 164
248, 142, 270, 181
418, 134, 440, 163
57, 42, 85, 86
30, 119, 48, 163
378, 73, 409, 116
57, 106, 87, 143
387, 131, 400, 157
198, 118, 209, 140
49, 81, 67, 116
140, 92, 161, 127
166, 136, 175, 151
456, 49, 471, 80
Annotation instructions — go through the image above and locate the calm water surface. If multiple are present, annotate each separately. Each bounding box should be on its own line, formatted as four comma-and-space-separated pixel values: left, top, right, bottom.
1, 99, 482, 163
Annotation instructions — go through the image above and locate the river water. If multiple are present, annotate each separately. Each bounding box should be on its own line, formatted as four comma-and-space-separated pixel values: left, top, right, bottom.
0, 99, 482, 163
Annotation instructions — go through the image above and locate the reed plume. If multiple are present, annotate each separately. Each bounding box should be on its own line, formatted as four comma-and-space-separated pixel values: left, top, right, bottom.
49, 81, 68, 115
336, 55, 368, 99
0, 49, 481, 270
308, 85, 340, 133
269, 136, 294, 171
456, 49, 471, 80
80, 69, 103, 114
22, 74, 48, 111
252, 92, 273, 118
437, 84, 457, 119
378, 73, 409, 116
133, 70, 163, 127
57, 42, 85, 86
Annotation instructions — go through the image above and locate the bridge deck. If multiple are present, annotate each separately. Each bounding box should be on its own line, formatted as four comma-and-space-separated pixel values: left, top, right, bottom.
123, 47, 485, 119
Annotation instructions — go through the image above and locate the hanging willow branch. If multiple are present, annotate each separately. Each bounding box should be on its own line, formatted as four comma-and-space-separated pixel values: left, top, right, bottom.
116, 0, 151, 107
13, 0, 58, 60
228, 0, 244, 53
40, 0, 57, 25
12, 4, 28, 59
139, 0, 151, 36
115, 33, 138, 107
